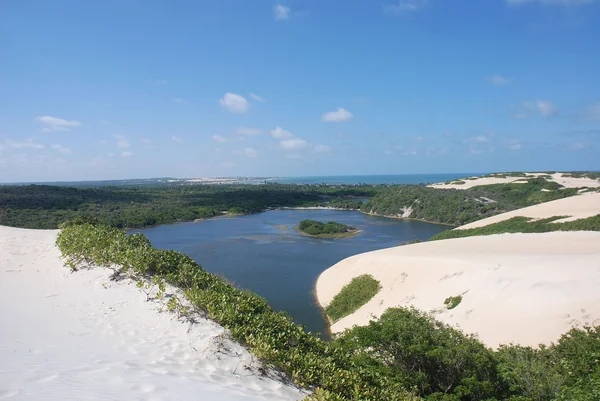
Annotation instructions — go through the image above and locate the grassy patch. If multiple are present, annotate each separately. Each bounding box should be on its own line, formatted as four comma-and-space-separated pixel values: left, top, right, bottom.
444, 295, 462, 310
325, 274, 381, 323
430, 214, 600, 241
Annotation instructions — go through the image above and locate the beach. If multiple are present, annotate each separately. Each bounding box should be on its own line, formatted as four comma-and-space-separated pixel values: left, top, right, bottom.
0, 226, 303, 401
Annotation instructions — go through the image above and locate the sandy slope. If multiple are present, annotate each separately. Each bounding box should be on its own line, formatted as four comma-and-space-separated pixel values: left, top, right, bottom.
316, 232, 600, 348
429, 172, 600, 190
456, 192, 600, 229
0, 226, 304, 401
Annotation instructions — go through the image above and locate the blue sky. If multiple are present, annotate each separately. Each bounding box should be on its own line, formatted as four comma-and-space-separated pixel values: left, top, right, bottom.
1, 0, 599, 182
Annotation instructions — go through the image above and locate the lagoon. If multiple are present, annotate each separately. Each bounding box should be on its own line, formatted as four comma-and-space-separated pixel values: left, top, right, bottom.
133, 209, 449, 336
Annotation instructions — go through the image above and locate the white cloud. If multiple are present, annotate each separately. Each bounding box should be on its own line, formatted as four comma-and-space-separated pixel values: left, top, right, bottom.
219, 92, 250, 114
321, 108, 354, 122
173, 97, 187, 103
155, 79, 168, 85
3, 139, 45, 149
121, 151, 134, 157
270, 126, 293, 139
114, 135, 130, 149
172, 136, 183, 142
414, 136, 425, 143
234, 147, 259, 158
98, 140, 108, 145
314, 144, 331, 153
471, 135, 490, 143
286, 153, 303, 160
222, 162, 236, 168
249, 93, 265, 102
489, 75, 512, 85
385, 0, 428, 14
569, 142, 585, 150
509, 140, 522, 150
280, 138, 309, 150
141, 138, 152, 144
507, 0, 597, 6
582, 101, 600, 121
274, 4, 290, 20
236, 127, 262, 136
51, 144, 72, 154
36, 115, 81, 132
213, 135, 228, 143
515, 100, 558, 118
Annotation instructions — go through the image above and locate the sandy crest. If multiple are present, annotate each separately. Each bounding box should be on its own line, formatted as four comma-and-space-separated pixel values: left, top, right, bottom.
428, 172, 600, 190
316, 232, 600, 348
457, 192, 600, 229
0, 226, 304, 401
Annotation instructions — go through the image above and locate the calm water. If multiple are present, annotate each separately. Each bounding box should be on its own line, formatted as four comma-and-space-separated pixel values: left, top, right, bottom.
274, 173, 479, 185
133, 210, 449, 336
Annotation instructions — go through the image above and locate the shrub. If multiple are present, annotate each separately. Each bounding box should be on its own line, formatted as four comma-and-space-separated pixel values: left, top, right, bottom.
444, 296, 462, 310
325, 275, 381, 323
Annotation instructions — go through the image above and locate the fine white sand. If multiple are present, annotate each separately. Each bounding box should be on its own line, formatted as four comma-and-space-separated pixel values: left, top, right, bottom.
457, 192, 600, 229
316, 232, 600, 348
0, 226, 304, 401
429, 172, 600, 190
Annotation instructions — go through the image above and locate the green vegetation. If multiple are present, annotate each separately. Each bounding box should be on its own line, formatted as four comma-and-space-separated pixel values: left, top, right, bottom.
562, 171, 600, 180
297, 219, 359, 238
0, 184, 380, 229
444, 295, 462, 310
482, 172, 529, 178
56, 221, 417, 401
364, 178, 581, 226
324, 275, 380, 322
56, 220, 600, 401
430, 215, 600, 241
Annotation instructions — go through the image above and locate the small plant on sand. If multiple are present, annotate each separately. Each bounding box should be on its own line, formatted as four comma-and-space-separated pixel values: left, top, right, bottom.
325, 274, 380, 322
166, 294, 190, 318
444, 295, 462, 310
137, 276, 166, 302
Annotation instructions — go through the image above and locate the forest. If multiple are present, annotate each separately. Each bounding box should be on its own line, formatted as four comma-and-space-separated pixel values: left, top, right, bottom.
297, 219, 358, 238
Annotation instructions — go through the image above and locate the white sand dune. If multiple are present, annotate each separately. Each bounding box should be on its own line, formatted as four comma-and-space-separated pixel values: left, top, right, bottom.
429, 172, 600, 190
316, 232, 600, 348
457, 192, 600, 229
0, 226, 304, 401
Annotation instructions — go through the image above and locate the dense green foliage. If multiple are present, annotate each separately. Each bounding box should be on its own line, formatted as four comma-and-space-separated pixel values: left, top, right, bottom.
324, 275, 381, 322
0, 184, 380, 229
430, 215, 600, 241
297, 219, 358, 237
363, 178, 580, 226
444, 295, 462, 310
56, 221, 600, 401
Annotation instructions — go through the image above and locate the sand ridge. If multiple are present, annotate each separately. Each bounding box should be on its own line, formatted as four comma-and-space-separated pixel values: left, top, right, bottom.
0, 226, 304, 401
429, 172, 600, 190
316, 231, 600, 348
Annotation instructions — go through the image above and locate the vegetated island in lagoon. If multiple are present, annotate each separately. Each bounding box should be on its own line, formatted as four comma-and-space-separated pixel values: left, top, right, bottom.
296, 219, 361, 238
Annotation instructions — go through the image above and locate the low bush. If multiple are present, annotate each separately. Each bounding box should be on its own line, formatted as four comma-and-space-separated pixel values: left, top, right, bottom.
444, 295, 462, 310
297, 220, 357, 237
430, 215, 600, 241
325, 275, 381, 323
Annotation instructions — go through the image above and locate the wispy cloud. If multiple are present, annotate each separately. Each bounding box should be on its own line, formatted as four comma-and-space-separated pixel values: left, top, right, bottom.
114, 135, 130, 149
36, 116, 81, 132
509, 140, 522, 150
173, 97, 188, 104
489, 75, 512, 85
141, 138, 153, 144
172, 136, 183, 142
384, 0, 428, 14
270, 126, 294, 139
51, 144, 72, 154
213, 135, 228, 143
321, 108, 354, 122
513, 100, 558, 118
236, 127, 262, 136
234, 147, 259, 158
314, 144, 331, 153
581, 101, 600, 121
507, 0, 597, 6
219, 92, 250, 114
280, 138, 309, 150
121, 151, 134, 158
249, 93, 265, 102
274, 4, 291, 20
154, 79, 168, 85
2, 139, 45, 149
